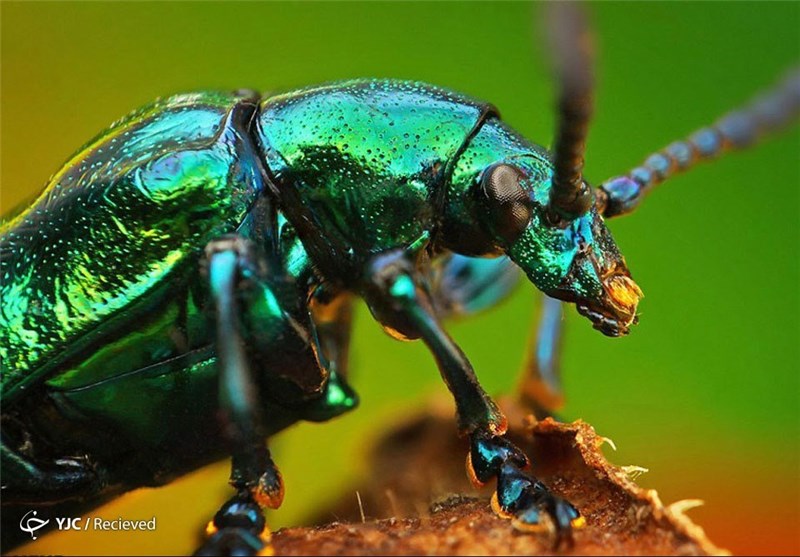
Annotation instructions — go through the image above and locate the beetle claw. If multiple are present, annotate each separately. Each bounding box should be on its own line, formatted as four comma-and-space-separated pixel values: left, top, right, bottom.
493, 464, 583, 545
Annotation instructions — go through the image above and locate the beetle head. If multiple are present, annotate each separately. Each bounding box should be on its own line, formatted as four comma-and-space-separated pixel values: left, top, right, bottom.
458, 158, 642, 336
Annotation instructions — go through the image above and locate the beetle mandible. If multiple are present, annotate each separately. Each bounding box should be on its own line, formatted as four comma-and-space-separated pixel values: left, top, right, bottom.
2, 5, 798, 555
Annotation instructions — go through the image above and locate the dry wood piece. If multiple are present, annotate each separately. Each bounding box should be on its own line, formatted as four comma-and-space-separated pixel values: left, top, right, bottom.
272, 399, 728, 556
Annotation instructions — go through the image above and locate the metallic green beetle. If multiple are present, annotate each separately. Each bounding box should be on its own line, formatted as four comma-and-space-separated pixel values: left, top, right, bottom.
2, 8, 798, 555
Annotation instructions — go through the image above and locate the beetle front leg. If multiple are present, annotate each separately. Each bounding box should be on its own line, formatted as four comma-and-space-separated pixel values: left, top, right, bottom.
196, 237, 281, 557
426, 256, 564, 417
363, 250, 583, 544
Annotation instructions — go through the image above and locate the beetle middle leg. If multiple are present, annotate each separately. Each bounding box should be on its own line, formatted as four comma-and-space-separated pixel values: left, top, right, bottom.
363, 249, 582, 544
194, 237, 279, 556
195, 234, 358, 555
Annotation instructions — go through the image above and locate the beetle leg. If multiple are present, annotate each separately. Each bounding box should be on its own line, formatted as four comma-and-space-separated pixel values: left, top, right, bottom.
198, 237, 281, 556
303, 291, 361, 423
195, 490, 271, 557
517, 294, 565, 418
426, 256, 562, 417
310, 292, 354, 380
0, 437, 105, 504
363, 250, 582, 543
364, 250, 504, 435
468, 431, 583, 546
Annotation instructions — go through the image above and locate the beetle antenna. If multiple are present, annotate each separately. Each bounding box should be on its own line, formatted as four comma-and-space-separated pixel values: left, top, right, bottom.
545, 2, 596, 223
598, 67, 800, 218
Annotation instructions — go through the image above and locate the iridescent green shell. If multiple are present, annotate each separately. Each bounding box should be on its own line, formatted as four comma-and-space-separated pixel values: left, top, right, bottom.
0, 91, 266, 402
256, 79, 493, 272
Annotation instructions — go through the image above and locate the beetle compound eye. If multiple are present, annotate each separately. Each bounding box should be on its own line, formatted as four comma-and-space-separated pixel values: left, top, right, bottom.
479, 163, 533, 246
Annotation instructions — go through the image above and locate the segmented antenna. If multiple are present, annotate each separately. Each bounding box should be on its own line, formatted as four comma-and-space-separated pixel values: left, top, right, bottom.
599, 68, 800, 218
546, 3, 596, 222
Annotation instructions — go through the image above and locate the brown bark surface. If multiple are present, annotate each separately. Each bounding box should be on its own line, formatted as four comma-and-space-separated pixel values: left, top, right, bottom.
271, 398, 727, 556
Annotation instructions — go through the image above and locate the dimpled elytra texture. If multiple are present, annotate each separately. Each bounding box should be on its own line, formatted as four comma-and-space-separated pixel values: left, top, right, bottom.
0, 92, 266, 399
256, 79, 490, 263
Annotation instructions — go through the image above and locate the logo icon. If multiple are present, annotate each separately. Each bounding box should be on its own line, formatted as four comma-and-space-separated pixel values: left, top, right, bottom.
19, 510, 50, 540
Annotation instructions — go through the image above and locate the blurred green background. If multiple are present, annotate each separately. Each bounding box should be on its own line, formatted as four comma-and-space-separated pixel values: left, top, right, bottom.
2, 2, 798, 555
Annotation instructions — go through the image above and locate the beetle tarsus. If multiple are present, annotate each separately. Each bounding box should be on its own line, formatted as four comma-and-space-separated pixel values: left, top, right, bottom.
195, 490, 271, 556
470, 431, 582, 545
